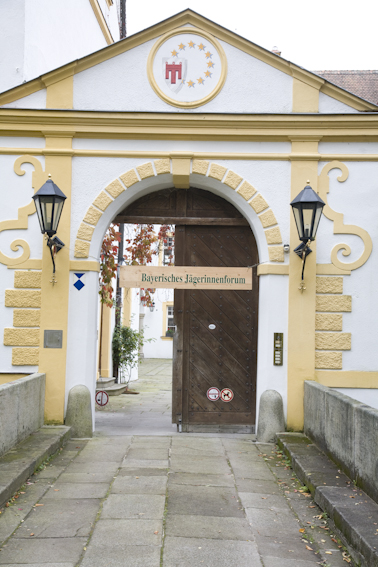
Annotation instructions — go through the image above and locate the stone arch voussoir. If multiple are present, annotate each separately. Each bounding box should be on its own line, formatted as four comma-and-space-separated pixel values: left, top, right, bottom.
74, 158, 283, 262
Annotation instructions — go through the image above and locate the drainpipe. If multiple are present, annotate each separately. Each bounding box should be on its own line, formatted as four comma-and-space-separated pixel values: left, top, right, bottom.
120, 0, 126, 39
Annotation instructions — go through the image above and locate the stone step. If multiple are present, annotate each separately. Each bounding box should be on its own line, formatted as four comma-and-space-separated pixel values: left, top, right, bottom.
96, 377, 115, 388
96, 383, 128, 396
277, 432, 378, 567
0, 425, 71, 509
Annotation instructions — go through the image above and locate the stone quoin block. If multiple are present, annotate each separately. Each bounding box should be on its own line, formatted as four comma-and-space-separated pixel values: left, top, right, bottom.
268, 246, 284, 262
93, 191, 113, 212
315, 313, 343, 331
208, 163, 227, 181
12, 347, 39, 366
74, 240, 90, 258
13, 309, 40, 328
250, 194, 269, 214
316, 277, 343, 294
315, 351, 342, 369
76, 223, 95, 242
223, 170, 243, 190
105, 179, 125, 198
4, 328, 40, 346
265, 227, 282, 245
154, 159, 170, 174
120, 169, 139, 187
137, 162, 155, 179
83, 206, 103, 226
259, 209, 277, 228
14, 271, 42, 289
316, 295, 352, 312
315, 332, 351, 350
5, 290, 41, 308
237, 180, 257, 201
191, 160, 209, 175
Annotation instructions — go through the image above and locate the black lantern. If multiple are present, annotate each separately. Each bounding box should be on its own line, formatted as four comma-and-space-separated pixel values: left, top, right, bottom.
290, 183, 325, 287
32, 176, 67, 237
290, 183, 325, 243
149, 301, 156, 313
32, 176, 67, 281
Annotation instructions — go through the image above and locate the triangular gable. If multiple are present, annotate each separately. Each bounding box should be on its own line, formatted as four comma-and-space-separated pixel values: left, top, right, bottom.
0, 9, 377, 112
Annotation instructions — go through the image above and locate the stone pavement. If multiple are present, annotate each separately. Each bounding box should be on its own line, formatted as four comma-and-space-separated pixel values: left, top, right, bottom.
0, 360, 353, 566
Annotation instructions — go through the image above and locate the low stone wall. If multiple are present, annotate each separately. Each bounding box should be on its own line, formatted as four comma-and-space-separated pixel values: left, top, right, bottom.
0, 373, 45, 457
304, 381, 378, 503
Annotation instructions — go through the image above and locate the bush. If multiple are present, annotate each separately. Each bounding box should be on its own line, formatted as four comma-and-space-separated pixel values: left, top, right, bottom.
112, 325, 145, 384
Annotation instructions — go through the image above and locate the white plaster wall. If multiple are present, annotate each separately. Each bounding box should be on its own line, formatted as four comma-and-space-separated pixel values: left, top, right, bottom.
73, 34, 293, 113
317, 161, 378, 372
66, 270, 100, 427
318, 93, 360, 114
0, 0, 25, 93
0, 137, 45, 148
143, 288, 174, 359
256, 274, 289, 426
319, 142, 378, 155
1, 90, 47, 110
333, 388, 378, 411
96, 0, 120, 42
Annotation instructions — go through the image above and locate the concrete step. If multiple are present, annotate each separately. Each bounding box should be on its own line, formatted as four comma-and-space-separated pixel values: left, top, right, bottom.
277, 432, 378, 567
96, 377, 115, 388
0, 425, 71, 509
96, 383, 128, 396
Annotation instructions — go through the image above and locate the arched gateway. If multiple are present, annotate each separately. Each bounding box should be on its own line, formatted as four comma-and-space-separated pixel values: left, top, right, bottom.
115, 187, 259, 432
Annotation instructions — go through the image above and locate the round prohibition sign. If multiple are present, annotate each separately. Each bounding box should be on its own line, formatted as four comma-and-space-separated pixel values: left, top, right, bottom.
220, 388, 234, 402
207, 387, 221, 401
95, 390, 109, 407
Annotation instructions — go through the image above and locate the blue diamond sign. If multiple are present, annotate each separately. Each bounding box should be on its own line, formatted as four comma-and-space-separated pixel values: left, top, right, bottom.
73, 273, 85, 291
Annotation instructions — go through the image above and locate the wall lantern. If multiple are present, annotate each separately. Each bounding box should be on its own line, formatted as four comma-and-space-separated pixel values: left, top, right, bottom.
149, 301, 156, 312
290, 181, 325, 291
32, 175, 67, 284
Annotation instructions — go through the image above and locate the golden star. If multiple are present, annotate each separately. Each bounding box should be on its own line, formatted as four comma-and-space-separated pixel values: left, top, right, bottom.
198, 43, 205, 51
171, 50, 178, 57
178, 43, 185, 50
197, 77, 204, 85
188, 40, 195, 48
207, 61, 214, 68
204, 70, 212, 78
205, 51, 212, 59
187, 80, 195, 88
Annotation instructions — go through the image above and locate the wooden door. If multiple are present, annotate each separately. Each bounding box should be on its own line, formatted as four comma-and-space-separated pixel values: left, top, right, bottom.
173, 225, 259, 428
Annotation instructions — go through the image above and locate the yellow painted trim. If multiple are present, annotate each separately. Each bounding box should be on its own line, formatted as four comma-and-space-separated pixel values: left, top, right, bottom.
7, 259, 42, 270
172, 156, 191, 188
0, 156, 45, 267
88, 0, 114, 45
315, 371, 378, 388
38, 136, 73, 423
0, 10, 375, 111
147, 27, 228, 109
257, 264, 289, 276
162, 301, 174, 338
69, 260, 100, 272
292, 79, 319, 113
0, 373, 29, 385
316, 264, 351, 276
46, 76, 73, 110
319, 162, 372, 271
122, 288, 132, 327
100, 304, 113, 377
287, 143, 318, 430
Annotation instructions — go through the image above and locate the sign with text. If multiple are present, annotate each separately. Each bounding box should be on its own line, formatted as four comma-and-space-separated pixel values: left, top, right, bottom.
120, 266, 252, 290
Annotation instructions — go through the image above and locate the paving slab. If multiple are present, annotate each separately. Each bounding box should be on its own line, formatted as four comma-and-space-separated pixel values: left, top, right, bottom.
255, 535, 319, 562
246, 508, 301, 536
168, 473, 235, 487
166, 484, 244, 518
238, 492, 289, 509
169, 456, 230, 475
117, 467, 168, 477
234, 478, 279, 494
101, 494, 165, 519
57, 471, 116, 484
121, 458, 169, 468
125, 448, 169, 460
80, 545, 161, 567
88, 518, 163, 546
165, 514, 254, 541
43, 482, 109, 499
62, 461, 119, 474
0, 537, 86, 564
163, 536, 262, 567
262, 558, 320, 567
14, 498, 100, 538
111, 475, 167, 494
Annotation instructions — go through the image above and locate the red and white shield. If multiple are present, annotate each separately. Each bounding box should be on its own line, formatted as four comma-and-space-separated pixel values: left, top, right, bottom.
162, 57, 187, 94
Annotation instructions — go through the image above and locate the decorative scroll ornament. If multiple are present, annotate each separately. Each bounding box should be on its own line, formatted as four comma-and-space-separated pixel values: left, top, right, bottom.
0, 156, 45, 266
318, 161, 372, 271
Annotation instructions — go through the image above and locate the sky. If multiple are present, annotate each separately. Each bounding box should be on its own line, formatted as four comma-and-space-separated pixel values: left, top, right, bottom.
126, 0, 377, 71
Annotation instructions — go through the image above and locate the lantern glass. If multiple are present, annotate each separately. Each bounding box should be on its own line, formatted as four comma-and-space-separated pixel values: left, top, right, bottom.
290, 185, 325, 242
32, 179, 67, 237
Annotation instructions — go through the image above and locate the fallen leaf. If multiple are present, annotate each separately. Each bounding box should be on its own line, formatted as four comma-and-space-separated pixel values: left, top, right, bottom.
325, 551, 332, 555
54, 489, 59, 492
154, 531, 159, 534
299, 528, 305, 533
35, 504, 43, 507
30, 533, 34, 537
305, 545, 313, 551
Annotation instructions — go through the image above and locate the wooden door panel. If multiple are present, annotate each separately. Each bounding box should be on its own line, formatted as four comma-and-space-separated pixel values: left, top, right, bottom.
179, 224, 258, 427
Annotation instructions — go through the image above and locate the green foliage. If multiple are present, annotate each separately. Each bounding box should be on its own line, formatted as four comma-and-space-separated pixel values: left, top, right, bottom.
112, 325, 153, 383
